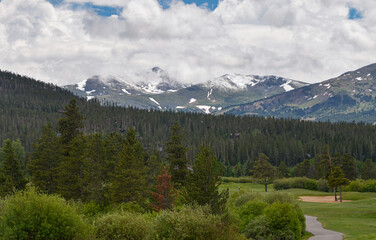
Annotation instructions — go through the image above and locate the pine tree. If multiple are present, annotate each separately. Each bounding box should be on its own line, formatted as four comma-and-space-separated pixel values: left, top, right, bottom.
339, 154, 358, 180
150, 166, 177, 211
0, 140, 26, 196
361, 159, 376, 180
58, 99, 84, 148
296, 159, 315, 178
57, 135, 86, 200
108, 127, 148, 205
103, 131, 125, 181
28, 123, 61, 194
277, 161, 290, 178
328, 167, 349, 202
166, 122, 189, 188
82, 133, 106, 204
252, 153, 276, 192
181, 144, 229, 214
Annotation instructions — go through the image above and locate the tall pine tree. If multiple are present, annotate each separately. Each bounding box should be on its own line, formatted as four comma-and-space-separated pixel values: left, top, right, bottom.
0, 139, 26, 196
166, 122, 189, 188
28, 123, 61, 194
252, 153, 276, 192
181, 144, 229, 214
108, 127, 148, 205
57, 99, 84, 148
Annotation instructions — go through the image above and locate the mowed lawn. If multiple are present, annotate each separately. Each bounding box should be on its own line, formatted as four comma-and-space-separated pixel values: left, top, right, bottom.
219, 181, 376, 240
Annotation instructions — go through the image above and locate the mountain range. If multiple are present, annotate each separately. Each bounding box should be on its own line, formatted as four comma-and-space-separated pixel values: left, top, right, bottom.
64, 67, 308, 114
223, 63, 376, 123
64, 63, 376, 123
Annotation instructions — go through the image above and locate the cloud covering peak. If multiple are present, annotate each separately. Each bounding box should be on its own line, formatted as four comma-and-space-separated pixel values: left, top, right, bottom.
0, 0, 375, 85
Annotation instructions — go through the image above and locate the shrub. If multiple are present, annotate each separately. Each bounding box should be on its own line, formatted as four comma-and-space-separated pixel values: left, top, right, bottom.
94, 211, 152, 240
264, 192, 295, 205
152, 205, 246, 240
221, 176, 255, 183
317, 179, 330, 192
264, 202, 302, 240
344, 180, 376, 192
229, 191, 263, 207
238, 200, 268, 229
273, 177, 318, 191
243, 215, 272, 239
0, 188, 93, 240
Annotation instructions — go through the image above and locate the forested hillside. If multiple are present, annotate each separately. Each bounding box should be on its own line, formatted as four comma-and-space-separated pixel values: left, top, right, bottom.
1, 70, 376, 168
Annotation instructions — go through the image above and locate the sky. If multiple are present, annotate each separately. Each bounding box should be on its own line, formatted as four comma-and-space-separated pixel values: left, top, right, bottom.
0, 0, 374, 85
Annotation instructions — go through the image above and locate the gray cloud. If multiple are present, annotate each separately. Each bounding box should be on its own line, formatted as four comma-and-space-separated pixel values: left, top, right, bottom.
0, 0, 375, 85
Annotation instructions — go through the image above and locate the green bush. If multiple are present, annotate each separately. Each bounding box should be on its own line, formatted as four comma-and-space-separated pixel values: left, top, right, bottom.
317, 179, 330, 192
229, 191, 263, 207
221, 176, 255, 183
273, 177, 318, 191
238, 200, 268, 229
264, 192, 295, 205
345, 180, 376, 192
264, 202, 302, 240
152, 205, 246, 240
0, 188, 93, 240
94, 211, 152, 240
243, 215, 272, 239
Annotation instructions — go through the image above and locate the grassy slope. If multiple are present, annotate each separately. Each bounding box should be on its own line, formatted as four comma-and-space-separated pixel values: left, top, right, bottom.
219, 182, 376, 240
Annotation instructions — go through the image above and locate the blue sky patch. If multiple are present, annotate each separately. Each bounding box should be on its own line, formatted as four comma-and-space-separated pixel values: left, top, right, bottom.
158, 0, 219, 10
348, 7, 363, 20
46, 0, 218, 16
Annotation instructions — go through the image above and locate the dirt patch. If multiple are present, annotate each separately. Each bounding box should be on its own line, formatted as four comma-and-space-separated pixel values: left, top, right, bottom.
299, 196, 352, 203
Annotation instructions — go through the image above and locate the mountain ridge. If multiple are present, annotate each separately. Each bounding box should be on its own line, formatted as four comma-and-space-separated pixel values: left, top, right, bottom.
220, 63, 376, 123
64, 68, 308, 114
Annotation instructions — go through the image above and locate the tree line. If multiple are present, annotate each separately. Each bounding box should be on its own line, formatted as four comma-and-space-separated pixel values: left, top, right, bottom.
0, 99, 228, 213
2, 69, 376, 170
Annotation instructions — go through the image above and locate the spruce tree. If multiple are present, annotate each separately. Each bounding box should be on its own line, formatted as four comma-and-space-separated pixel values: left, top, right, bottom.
277, 161, 290, 178
82, 133, 106, 204
181, 144, 229, 214
108, 127, 148, 205
339, 154, 358, 180
252, 153, 276, 192
361, 159, 376, 180
57, 99, 84, 147
328, 167, 349, 202
57, 135, 86, 200
166, 122, 189, 188
104, 131, 124, 180
28, 123, 61, 194
0, 139, 26, 196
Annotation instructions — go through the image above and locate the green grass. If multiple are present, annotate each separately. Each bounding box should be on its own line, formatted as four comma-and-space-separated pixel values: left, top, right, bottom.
220, 181, 376, 240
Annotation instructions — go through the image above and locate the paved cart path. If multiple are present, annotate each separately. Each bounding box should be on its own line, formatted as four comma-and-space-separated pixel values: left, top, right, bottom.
305, 215, 343, 240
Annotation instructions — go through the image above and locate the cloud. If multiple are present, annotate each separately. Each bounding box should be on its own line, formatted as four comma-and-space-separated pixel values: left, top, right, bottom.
0, 0, 375, 85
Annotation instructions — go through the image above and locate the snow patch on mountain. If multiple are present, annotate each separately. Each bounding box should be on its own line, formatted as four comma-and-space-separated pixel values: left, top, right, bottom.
76, 79, 87, 91
176, 106, 185, 109
189, 98, 197, 104
196, 105, 211, 114
280, 80, 294, 92
149, 97, 160, 106
205, 74, 258, 90
87, 96, 95, 100
122, 89, 131, 95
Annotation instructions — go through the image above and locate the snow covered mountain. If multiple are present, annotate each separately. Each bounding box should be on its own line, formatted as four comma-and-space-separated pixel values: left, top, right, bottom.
64, 68, 308, 114
221, 63, 376, 122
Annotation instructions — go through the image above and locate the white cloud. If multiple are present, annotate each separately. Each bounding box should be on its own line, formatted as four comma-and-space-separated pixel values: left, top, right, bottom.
0, 0, 375, 86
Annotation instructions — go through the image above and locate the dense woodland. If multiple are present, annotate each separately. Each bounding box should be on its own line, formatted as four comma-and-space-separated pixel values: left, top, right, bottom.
1, 70, 375, 239
0, 99, 305, 240
2, 69, 376, 170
